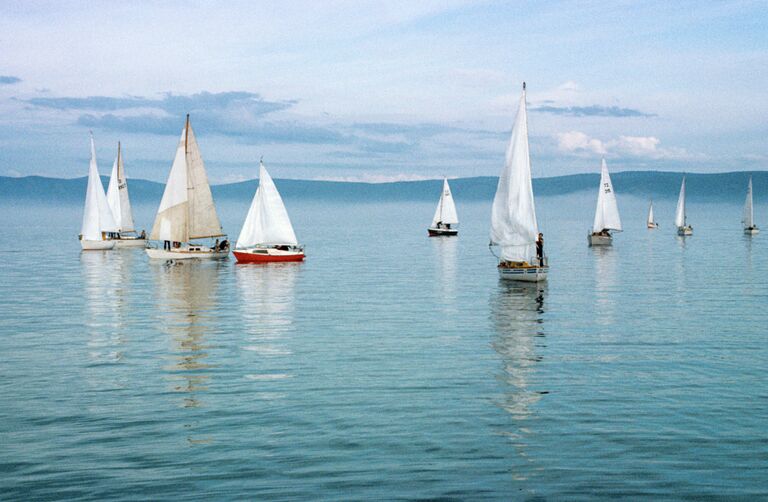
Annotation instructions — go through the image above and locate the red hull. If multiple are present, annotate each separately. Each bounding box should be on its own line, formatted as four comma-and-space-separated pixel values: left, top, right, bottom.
233, 250, 305, 263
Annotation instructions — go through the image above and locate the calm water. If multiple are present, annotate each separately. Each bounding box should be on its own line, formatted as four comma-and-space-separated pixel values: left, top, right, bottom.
1, 192, 767, 500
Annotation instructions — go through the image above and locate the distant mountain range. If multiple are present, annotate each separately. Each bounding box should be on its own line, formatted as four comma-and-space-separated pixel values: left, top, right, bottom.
1, 171, 765, 203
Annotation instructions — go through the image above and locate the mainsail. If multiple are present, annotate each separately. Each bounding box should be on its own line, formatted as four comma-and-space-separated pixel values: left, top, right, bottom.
743, 177, 755, 229
150, 116, 225, 242
592, 158, 622, 233
431, 177, 459, 228
647, 201, 655, 226
81, 134, 118, 240
490, 84, 539, 263
674, 176, 687, 228
236, 161, 298, 248
106, 142, 135, 232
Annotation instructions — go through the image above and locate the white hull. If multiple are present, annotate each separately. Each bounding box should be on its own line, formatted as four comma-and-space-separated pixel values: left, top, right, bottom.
588, 233, 612, 246
647, 223, 658, 229
677, 226, 693, 236
146, 246, 229, 260
498, 265, 548, 282
81, 239, 115, 250
114, 238, 147, 248
744, 227, 759, 235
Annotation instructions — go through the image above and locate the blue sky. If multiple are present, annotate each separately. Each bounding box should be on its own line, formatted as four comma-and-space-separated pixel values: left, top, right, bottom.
1, 0, 766, 182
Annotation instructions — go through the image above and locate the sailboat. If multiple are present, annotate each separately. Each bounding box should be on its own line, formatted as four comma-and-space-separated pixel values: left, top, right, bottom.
743, 176, 759, 235
427, 177, 459, 236
146, 115, 229, 260
106, 142, 146, 247
80, 133, 118, 250
490, 82, 547, 282
588, 158, 622, 246
675, 176, 693, 236
233, 160, 305, 263
647, 200, 659, 228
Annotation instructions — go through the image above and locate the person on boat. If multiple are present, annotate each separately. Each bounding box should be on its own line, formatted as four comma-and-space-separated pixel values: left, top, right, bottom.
164, 240, 170, 251
445, 223, 451, 229
219, 239, 229, 251
140, 230, 146, 239
436, 221, 443, 229
536, 233, 544, 266
214, 238, 219, 251
173, 241, 181, 249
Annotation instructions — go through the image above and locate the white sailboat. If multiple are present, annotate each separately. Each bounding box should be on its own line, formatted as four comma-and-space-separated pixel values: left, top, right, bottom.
80, 133, 118, 250
233, 160, 305, 263
428, 177, 459, 236
675, 176, 693, 236
490, 82, 547, 282
743, 176, 759, 235
106, 142, 146, 247
588, 158, 622, 246
647, 200, 659, 228
146, 115, 229, 260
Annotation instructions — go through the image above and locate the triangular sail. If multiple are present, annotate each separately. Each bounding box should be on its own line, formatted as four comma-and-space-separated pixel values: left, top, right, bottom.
236, 161, 298, 248
592, 158, 622, 232
150, 129, 189, 242
647, 201, 655, 225
431, 178, 459, 227
743, 177, 754, 229
106, 143, 136, 232
81, 134, 117, 240
674, 176, 687, 228
185, 122, 224, 239
490, 85, 539, 263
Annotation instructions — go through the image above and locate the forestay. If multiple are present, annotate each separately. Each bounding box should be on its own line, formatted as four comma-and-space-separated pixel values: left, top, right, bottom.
81, 134, 117, 240
743, 177, 754, 228
592, 158, 622, 233
106, 143, 135, 232
490, 87, 538, 263
674, 176, 687, 228
236, 161, 298, 248
431, 178, 459, 227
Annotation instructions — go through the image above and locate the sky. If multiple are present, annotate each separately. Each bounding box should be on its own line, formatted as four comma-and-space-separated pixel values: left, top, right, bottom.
0, 0, 767, 183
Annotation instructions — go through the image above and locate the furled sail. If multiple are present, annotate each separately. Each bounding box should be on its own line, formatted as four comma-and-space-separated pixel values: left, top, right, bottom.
236, 161, 298, 248
490, 85, 538, 263
106, 142, 135, 232
743, 177, 754, 229
431, 177, 459, 227
81, 134, 117, 240
150, 116, 224, 242
674, 176, 687, 228
592, 158, 622, 232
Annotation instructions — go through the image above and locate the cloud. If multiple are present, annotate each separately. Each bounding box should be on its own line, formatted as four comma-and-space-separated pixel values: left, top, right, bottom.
0, 76, 21, 85
557, 131, 693, 159
533, 104, 656, 117
557, 131, 607, 154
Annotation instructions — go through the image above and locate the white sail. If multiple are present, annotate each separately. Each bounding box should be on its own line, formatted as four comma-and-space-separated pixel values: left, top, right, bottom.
105, 143, 135, 233
81, 134, 117, 240
431, 177, 459, 227
490, 86, 539, 263
743, 177, 754, 229
236, 161, 298, 248
592, 158, 622, 232
674, 176, 687, 228
647, 201, 655, 225
150, 116, 224, 242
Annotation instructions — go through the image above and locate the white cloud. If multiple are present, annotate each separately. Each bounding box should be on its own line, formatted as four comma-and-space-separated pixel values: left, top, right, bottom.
556, 131, 606, 154
556, 131, 695, 160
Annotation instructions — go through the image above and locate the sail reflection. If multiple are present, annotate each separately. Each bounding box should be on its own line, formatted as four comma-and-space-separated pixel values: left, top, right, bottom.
235, 263, 298, 395
152, 260, 225, 409
592, 246, 618, 326
490, 282, 545, 421
81, 251, 124, 366
431, 236, 458, 308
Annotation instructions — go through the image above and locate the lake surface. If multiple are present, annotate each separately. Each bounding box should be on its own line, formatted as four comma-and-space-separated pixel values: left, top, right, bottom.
1, 192, 767, 500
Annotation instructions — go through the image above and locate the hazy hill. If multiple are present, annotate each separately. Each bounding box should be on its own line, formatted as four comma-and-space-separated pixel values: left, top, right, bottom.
1, 171, 766, 204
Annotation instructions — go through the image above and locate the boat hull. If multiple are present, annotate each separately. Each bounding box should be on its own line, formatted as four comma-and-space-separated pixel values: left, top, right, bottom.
498, 265, 548, 282
677, 226, 693, 236
233, 248, 305, 263
744, 227, 759, 235
146, 246, 229, 260
428, 227, 458, 237
588, 233, 612, 246
647, 223, 658, 229
81, 239, 115, 250
114, 238, 147, 248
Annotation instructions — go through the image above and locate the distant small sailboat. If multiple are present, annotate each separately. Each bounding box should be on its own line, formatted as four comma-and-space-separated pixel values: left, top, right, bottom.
428, 177, 459, 236
146, 115, 229, 260
233, 160, 305, 263
647, 200, 659, 228
675, 176, 693, 236
588, 158, 622, 246
80, 133, 117, 250
490, 82, 547, 282
743, 176, 759, 235
106, 142, 146, 247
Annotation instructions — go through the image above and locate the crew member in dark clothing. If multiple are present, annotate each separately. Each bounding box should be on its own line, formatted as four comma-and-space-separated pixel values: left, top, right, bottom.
536, 233, 544, 266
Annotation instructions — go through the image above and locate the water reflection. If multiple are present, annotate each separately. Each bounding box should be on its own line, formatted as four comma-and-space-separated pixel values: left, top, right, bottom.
490, 282, 545, 421
235, 263, 298, 395
431, 236, 458, 308
81, 251, 124, 367
152, 260, 226, 410
592, 246, 617, 326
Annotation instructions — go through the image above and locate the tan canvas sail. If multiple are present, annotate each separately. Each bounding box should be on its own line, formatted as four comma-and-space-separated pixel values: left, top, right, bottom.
185, 121, 225, 239
150, 130, 190, 242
